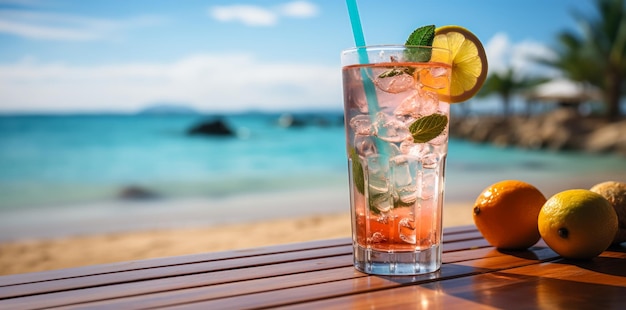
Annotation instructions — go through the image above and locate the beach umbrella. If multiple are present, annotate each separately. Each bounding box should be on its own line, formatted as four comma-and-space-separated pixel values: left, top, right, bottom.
525, 78, 602, 104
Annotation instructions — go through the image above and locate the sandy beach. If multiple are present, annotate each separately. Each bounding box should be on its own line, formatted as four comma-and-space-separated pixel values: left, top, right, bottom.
0, 193, 474, 276
3, 170, 625, 276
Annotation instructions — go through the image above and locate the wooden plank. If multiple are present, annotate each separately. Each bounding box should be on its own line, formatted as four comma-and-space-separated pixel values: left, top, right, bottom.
0, 226, 479, 287
443, 230, 483, 243
288, 244, 626, 309
45, 244, 501, 309
0, 256, 356, 310
90, 248, 506, 308
0, 227, 486, 309
0, 232, 482, 303
442, 224, 478, 235
443, 238, 490, 252
5, 226, 621, 309
280, 281, 503, 310
0, 238, 352, 287
497, 249, 626, 287
0, 228, 483, 290
152, 247, 559, 309
281, 267, 626, 310
0, 230, 486, 309
60, 266, 365, 310
53, 245, 557, 309
0, 245, 352, 299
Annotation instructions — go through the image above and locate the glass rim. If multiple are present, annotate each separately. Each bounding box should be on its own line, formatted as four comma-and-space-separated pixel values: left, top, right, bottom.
341, 44, 450, 54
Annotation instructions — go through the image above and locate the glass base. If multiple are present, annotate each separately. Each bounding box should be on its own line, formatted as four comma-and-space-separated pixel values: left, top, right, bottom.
353, 244, 441, 276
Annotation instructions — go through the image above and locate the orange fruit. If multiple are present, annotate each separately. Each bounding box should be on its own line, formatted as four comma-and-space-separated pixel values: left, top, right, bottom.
431, 25, 488, 103
538, 189, 618, 259
472, 180, 547, 249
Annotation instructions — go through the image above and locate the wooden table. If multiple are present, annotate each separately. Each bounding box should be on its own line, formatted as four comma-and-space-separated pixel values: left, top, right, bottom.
1, 225, 625, 309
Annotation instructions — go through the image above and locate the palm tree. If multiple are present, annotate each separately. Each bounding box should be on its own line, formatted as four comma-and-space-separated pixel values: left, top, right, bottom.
537, 0, 625, 121
477, 69, 516, 116
476, 68, 547, 116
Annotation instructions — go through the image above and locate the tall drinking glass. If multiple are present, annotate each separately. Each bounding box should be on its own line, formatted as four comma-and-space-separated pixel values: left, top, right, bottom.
341, 45, 452, 275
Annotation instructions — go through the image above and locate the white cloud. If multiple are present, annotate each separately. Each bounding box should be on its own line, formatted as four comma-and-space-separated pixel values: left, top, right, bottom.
0, 9, 164, 41
210, 5, 277, 26
278, 1, 319, 18
0, 19, 96, 40
0, 53, 341, 113
484, 32, 559, 78
209, 1, 319, 27
484, 33, 509, 75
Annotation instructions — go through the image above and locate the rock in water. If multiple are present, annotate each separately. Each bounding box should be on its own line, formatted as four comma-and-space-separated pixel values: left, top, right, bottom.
119, 186, 159, 200
187, 118, 235, 137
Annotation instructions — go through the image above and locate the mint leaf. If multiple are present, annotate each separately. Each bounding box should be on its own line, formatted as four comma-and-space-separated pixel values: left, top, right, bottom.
379, 67, 417, 78
350, 148, 382, 214
349, 147, 365, 195
368, 194, 384, 215
409, 114, 448, 143
378, 68, 405, 78
405, 25, 435, 62
405, 25, 435, 46
378, 25, 436, 78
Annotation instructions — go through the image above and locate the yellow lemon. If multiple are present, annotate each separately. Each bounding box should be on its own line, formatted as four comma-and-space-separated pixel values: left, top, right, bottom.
538, 189, 618, 260
473, 180, 546, 250
431, 25, 488, 103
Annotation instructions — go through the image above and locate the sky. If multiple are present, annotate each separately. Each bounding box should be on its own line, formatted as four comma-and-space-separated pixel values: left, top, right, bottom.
0, 0, 598, 114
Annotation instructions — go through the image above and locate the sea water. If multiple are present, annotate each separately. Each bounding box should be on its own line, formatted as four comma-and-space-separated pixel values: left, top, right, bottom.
1, 112, 625, 210
0, 113, 347, 209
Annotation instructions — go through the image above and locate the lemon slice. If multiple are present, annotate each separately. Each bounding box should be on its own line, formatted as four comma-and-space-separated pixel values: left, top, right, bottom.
431, 25, 488, 103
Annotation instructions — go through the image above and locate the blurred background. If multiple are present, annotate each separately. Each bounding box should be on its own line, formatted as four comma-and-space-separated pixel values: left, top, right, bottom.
0, 0, 625, 241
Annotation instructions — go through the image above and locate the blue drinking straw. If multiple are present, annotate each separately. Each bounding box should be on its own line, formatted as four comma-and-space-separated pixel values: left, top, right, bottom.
345, 0, 380, 116
345, 0, 387, 157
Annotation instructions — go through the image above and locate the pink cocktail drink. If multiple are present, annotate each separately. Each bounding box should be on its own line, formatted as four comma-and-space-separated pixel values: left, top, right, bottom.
342, 46, 451, 275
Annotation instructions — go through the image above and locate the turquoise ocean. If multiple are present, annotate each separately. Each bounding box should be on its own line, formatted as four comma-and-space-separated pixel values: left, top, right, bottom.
1, 112, 625, 218
0, 112, 349, 209
0, 113, 626, 212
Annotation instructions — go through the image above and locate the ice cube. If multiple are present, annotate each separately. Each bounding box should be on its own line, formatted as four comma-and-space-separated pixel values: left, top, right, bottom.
376, 214, 390, 224
354, 135, 377, 156
431, 66, 449, 78
421, 152, 440, 169
391, 155, 419, 205
349, 115, 373, 135
419, 67, 450, 90
374, 112, 411, 143
370, 192, 393, 213
416, 90, 439, 116
399, 138, 415, 154
390, 156, 413, 187
398, 217, 417, 244
367, 155, 393, 213
366, 154, 388, 176
394, 90, 419, 116
397, 188, 418, 205
369, 232, 386, 243
408, 143, 432, 157
387, 142, 403, 157
418, 169, 438, 199
345, 84, 369, 114
428, 129, 448, 146
374, 70, 415, 93
437, 99, 450, 114
395, 89, 439, 118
